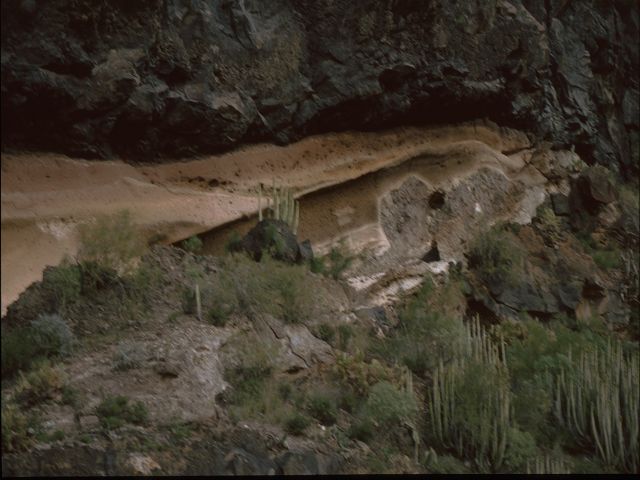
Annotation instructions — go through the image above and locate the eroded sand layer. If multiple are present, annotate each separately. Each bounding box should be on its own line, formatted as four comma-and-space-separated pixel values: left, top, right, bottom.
1, 121, 536, 313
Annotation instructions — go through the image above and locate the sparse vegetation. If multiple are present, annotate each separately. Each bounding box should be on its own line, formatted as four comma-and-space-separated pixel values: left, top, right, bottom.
181, 235, 203, 253
371, 279, 465, 377
1, 313, 75, 378
77, 210, 145, 275
467, 225, 524, 284
95, 395, 149, 430
14, 360, 67, 406
112, 341, 146, 371
1, 401, 33, 452
284, 412, 311, 435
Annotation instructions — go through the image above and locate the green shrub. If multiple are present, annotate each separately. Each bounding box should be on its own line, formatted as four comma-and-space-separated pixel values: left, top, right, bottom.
361, 381, 417, 427
467, 226, 524, 285
181, 235, 203, 253
112, 341, 146, 371
1, 402, 32, 452
348, 418, 374, 442
373, 281, 465, 377
29, 313, 76, 358
1, 324, 39, 377
77, 210, 145, 274
307, 393, 338, 426
225, 232, 243, 253
95, 395, 148, 430
326, 246, 353, 280
592, 249, 622, 270
309, 256, 326, 275
1, 313, 75, 378
503, 428, 538, 472
284, 413, 311, 435
224, 336, 275, 408
424, 453, 470, 474
315, 323, 335, 344
43, 260, 82, 310
337, 324, 354, 351
14, 360, 67, 406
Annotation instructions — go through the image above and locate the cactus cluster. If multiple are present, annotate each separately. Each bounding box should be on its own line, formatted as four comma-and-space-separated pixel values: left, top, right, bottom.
428, 316, 511, 471
257, 182, 300, 234
526, 455, 572, 474
554, 341, 639, 472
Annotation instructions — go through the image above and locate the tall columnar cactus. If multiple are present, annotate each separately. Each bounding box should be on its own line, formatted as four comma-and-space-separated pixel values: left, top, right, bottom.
554, 341, 639, 472
526, 455, 572, 474
428, 316, 511, 471
262, 181, 300, 234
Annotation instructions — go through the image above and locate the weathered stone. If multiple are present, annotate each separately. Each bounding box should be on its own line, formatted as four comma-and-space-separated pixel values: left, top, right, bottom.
233, 219, 300, 264
1, 1, 637, 175
550, 193, 571, 216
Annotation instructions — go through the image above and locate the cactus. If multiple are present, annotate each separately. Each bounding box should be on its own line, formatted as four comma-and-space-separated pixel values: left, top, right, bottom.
258, 184, 263, 222
262, 180, 300, 232
428, 316, 511, 471
554, 341, 639, 472
195, 282, 202, 321
526, 455, 572, 474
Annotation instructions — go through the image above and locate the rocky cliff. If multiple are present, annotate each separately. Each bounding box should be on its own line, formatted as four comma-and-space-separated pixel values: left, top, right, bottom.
1, 0, 638, 176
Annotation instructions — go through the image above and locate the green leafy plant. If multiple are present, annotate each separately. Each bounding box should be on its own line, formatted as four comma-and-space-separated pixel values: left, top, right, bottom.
284, 413, 311, 435
467, 226, 524, 285
14, 360, 67, 406
181, 235, 203, 253
43, 260, 82, 310
1, 401, 33, 452
1, 313, 75, 378
95, 395, 149, 430
112, 341, 146, 371
77, 210, 145, 275
307, 393, 338, 426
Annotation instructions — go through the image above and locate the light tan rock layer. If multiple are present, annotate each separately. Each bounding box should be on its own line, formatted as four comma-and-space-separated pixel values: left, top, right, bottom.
1, 120, 541, 314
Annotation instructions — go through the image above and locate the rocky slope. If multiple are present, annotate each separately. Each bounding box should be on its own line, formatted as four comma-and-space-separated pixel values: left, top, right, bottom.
2, 0, 638, 176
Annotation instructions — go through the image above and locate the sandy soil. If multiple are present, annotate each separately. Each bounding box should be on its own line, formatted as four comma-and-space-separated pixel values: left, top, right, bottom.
1, 120, 532, 314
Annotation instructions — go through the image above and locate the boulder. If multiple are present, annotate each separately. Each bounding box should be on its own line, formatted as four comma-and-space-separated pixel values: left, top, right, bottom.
233, 219, 312, 264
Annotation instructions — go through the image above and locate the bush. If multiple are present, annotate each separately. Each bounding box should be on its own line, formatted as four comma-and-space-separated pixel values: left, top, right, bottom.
14, 360, 67, 406
43, 260, 82, 310
592, 249, 622, 270
373, 281, 465, 377
95, 395, 148, 430
326, 246, 353, 279
224, 334, 275, 409
361, 381, 417, 427
223, 253, 315, 324
77, 210, 145, 274
348, 418, 374, 442
112, 341, 146, 371
1, 324, 39, 377
1, 402, 32, 452
307, 393, 338, 426
315, 323, 335, 344
284, 413, 311, 435
181, 236, 203, 253
1, 314, 75, 378
503, 428, 538, 472
467, 226, 524, 285
29, 313, 76, 358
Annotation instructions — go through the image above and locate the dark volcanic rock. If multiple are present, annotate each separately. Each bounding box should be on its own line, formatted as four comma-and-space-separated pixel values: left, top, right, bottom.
232, 219, 308, 264
1, 0, 638, 175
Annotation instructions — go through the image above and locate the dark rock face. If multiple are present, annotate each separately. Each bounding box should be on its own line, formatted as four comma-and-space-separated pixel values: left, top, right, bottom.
232, 219, 310, 263
1, 1, 638, 175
